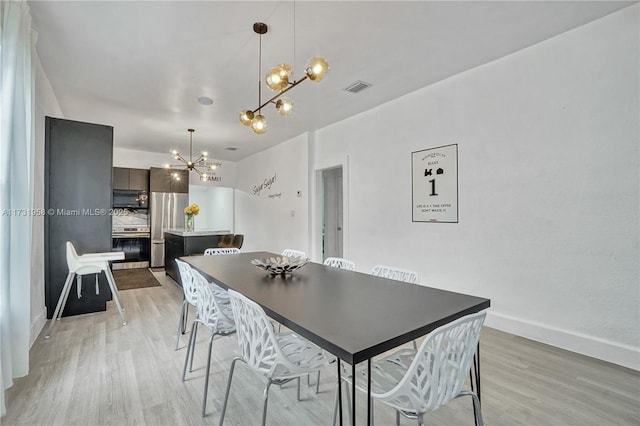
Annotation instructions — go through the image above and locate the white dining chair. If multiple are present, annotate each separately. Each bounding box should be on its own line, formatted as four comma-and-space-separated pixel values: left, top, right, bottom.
203, 247, 241, 300
370, 264, 421, 349
324, 257, 355, 271
175, 259, 198, 349
183, 270, 236, 417
321, 256, 357, 392
370, 265, 420, 285
45, 241, 126, 339
281, 249, 306, 258
335, 311, 487, 426
280, 248, 319, 391
204, 247, 240, 255
275, 249, 307, 328
219, 289, 332, 426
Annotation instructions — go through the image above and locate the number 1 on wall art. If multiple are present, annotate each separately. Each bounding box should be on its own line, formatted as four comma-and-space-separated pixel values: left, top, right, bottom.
411, 144, 458, 223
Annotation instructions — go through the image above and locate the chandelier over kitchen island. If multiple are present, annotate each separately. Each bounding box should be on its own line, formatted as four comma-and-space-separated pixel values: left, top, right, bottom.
164, 129, 219, 181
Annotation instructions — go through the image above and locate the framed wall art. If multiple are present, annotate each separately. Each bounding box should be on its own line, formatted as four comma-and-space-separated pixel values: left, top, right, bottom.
411, 144, 458, 223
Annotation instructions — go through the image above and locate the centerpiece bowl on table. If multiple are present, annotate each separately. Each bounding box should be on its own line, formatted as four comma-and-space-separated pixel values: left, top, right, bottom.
251, 256, 309, 276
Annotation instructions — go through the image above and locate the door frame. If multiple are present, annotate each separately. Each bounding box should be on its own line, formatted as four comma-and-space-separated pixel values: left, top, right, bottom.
311, 157, 349, 263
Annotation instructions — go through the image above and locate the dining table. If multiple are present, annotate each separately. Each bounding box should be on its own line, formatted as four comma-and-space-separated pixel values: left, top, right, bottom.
182, 251, 491, 425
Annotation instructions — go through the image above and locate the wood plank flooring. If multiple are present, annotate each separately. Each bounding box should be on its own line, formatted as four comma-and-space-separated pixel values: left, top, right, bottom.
4, 271, 639, 425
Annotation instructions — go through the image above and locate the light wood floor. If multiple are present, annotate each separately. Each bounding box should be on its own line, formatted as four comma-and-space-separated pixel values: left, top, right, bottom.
4, 271, 639, 425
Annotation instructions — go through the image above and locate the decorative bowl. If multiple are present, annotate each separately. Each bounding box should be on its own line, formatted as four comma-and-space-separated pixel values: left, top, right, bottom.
251, 256, 309, 276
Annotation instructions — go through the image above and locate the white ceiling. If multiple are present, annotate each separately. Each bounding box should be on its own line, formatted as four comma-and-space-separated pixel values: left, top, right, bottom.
28, 1, 633, 162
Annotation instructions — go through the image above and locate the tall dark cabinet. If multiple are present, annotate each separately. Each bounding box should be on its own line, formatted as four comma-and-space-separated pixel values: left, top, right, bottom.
150, 167, 189, 193
45, 117, 114, 318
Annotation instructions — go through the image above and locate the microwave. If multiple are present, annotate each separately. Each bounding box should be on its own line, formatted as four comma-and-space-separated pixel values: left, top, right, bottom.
113, 190, 148, 209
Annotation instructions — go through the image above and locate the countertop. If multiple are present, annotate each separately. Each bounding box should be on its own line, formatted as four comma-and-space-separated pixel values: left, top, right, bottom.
164, 229, 231, 237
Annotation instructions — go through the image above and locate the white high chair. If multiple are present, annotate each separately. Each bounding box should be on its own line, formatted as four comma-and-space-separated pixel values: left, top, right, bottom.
45, 241, 127, 339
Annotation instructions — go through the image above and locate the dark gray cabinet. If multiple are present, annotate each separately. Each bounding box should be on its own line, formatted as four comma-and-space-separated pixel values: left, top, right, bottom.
165, 232, 222, 285
113, 167, 149, 191
45, 117, 114, 318
164, 234, 184, 284
113, 167, 129, 190
150, 167, 188, 193
171, 170, 189, 193
129, 169, 149, 191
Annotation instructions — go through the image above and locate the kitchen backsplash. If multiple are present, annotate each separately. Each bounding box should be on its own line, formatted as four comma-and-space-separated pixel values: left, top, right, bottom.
112, 208, 149, 227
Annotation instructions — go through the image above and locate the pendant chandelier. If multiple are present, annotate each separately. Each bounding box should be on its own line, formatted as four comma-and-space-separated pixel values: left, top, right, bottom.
164, 129, 220, 181
239, 20, 329, 135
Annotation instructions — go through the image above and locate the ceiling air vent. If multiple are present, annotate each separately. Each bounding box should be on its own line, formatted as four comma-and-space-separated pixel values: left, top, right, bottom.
343, 80, 372, 94
225, 147, 238, 151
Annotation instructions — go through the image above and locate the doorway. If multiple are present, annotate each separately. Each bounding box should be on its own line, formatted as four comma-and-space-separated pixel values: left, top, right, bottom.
322, 167, 343, 260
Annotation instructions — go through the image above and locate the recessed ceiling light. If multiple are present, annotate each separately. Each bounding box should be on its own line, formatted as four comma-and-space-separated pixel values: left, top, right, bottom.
197, 96, 213, 105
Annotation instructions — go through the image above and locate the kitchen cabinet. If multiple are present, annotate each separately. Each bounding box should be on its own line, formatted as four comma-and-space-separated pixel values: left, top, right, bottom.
150, 167, 188, 193
45, 117, 113, 318
113, 167, 129, 190
164, 230, 227, 285
129, 169, 149, 191
164, 234, 184, 284
113, 167, 149, 192
171, 170, 189, 193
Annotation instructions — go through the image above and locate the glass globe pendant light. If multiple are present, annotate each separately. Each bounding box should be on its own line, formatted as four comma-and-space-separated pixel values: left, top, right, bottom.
250, 114, 267, 134
275, 98, 294, 116
239, 110, 254, 126
265, 64, 292, 92
305, 57, 330, 81
239, 16, 328, 135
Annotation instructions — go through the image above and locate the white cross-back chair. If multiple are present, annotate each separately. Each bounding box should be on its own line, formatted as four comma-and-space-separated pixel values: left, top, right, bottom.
45, 241, 126, 339
281, 249, 306, 258
324, 257, 355, 271
335, 311, 487, 426
204, 247, 240, 255
182, 270, 235, 417
175, 259, 199, 349
219, 289, 331, 426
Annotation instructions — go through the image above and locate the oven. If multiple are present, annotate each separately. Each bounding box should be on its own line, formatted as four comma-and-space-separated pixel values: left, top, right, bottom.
112, 226, 151, 270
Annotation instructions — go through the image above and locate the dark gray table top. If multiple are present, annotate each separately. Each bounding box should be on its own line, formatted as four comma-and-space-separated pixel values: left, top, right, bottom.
182, 251, 490, 364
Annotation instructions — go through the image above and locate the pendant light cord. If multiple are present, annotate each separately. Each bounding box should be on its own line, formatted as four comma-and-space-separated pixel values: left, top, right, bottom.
258, 33, 262, 113
293, 0, 296, 77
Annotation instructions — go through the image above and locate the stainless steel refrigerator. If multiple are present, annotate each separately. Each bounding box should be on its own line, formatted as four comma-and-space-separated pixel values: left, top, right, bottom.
150, 192, 189, 267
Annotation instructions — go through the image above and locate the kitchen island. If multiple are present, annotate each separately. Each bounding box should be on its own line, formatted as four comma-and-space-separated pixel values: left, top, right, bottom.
164, 229, 231, 285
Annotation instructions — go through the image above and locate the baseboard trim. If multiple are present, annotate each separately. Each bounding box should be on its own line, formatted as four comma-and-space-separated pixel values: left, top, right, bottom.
30, 306, 47, 348
485, 311, 639, 371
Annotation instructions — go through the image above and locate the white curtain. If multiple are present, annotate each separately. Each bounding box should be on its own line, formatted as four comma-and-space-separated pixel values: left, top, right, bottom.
0, 0, 35, 417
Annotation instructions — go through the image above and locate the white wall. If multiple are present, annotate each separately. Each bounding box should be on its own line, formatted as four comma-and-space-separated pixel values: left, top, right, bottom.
235, 133, 309, 254
31, 54, 63, 345
310, 6, 639, 369
188, 186, 234, 232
